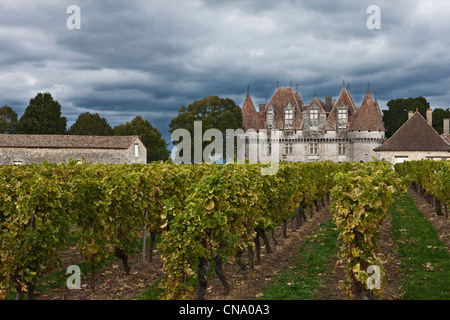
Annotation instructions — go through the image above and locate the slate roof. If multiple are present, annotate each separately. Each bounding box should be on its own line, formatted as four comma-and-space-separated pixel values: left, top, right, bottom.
374, 112, 450, 152
0, 135, 142, 149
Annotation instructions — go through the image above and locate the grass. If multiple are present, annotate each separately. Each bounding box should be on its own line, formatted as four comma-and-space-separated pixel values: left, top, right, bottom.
390, 193, 450, 300
257, 218, 339, 300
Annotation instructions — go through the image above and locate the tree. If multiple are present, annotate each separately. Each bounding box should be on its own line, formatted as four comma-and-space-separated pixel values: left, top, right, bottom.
0, 105, 18, 134
68, 112, 113, 136
114, 116, 169, 162
382, 96, 430, 138
16, 92, 67, 134
432, 107, 450, 134
169, 95, 243, 163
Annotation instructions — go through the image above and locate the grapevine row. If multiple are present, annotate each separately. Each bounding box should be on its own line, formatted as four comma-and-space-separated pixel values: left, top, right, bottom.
0, 160, 339, 299
330, 159, 407, 299
394, 160, 449, 218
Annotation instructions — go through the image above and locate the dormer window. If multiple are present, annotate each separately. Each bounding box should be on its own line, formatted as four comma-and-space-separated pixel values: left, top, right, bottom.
284, 104, 294, 130
266, 105, 274, 130
267, 108, 273, 120
337, 106, 348, 130
309, 108, 319, 125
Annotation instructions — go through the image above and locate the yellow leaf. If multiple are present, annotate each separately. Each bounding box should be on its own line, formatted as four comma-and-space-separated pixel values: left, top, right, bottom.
204, 199, 215, 211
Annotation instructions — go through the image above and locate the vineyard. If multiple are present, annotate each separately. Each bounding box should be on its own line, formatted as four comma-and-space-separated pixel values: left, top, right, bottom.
0, 159, 448, 300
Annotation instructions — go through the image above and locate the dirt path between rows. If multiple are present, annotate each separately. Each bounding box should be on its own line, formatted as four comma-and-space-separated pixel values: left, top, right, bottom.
205, 203, 334, 300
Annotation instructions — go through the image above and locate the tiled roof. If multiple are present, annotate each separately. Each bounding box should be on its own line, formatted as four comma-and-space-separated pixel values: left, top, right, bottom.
441, 134, 450, 144
325, 87, 357, 131
268, 88, 302, 129
242, 94, 265, 130
293, 91, 304, 109
303, 97, 327, 114
0, 134, 141, 149
374, 112, 450, 152
350, 92, 385, 131
241, 85, 386, 133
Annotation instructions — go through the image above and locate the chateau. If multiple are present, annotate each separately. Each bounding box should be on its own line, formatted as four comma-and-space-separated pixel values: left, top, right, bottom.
241, 85, 385, 162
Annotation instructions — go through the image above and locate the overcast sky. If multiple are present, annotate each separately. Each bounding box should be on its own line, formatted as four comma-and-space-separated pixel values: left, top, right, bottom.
1, 0, 449, 143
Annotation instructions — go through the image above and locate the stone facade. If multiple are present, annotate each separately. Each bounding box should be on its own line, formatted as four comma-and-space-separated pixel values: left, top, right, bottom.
240, 86, 385, 163
0, 135, 147, 165
375, 150, 450, 164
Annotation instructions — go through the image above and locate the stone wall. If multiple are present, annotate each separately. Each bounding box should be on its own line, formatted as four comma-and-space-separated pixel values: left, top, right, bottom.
375, 150, 450, 164
0, 138, 147, 165
238, 129, 385, 163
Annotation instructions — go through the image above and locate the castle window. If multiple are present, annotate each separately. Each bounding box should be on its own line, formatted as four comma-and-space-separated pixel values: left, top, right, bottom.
309, 108, 319, 125
267, 108, 273, 120
338, 143, 347, 155
284, 105, 294, 129
268, 143, 272, 155
267, 106, 274, 129
284, 142, 293, 155
309, 143, 318, 155
338, 109, 347, 119
134, 143, 139, 157
337, 107, 348, 130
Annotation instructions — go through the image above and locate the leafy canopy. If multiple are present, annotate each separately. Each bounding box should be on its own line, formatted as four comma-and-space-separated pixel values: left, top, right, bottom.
0, 105, 18, 134
382, 96, 429, 138
16, 92, 67, 134
168, 95, 243, 162
114, 116, 169, 162
68, 112, 113, 136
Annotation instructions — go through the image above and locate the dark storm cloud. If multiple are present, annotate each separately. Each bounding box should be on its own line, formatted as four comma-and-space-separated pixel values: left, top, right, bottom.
0, 0, 449, 143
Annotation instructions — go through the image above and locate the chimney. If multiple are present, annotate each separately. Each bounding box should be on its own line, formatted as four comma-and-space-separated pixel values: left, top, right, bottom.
326, 96, 332, 109
444, 118, 450, 135
426, 108, 432, 126
259, 104, 266, 112
408, 111, 414, 119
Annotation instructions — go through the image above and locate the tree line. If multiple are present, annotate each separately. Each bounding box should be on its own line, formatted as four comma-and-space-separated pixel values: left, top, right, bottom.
1, 92, 448, 163
0, 93, 243, 164
0, 93, 170, 162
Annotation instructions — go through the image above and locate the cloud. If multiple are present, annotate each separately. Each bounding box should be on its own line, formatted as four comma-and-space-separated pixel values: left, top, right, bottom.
0, 0, 449, 143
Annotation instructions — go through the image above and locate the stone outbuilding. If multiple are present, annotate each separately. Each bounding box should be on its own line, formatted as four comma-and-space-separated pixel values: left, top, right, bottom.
0, 135, 147, 165
373, 111, 450, 163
